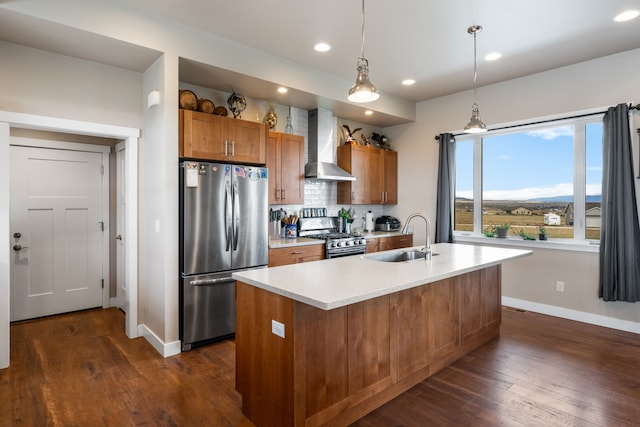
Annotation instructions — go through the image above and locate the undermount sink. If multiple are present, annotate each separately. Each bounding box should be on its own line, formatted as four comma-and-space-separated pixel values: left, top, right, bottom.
364, 249, 439, 263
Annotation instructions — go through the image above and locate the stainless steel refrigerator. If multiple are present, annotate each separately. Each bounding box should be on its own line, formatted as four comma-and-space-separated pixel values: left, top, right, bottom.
179, 161, 268, 351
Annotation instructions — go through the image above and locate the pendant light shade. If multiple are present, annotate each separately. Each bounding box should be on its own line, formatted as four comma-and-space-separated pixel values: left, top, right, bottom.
348, 0, 379, 103
464, 25, 487, 133
464, 103, 487, 133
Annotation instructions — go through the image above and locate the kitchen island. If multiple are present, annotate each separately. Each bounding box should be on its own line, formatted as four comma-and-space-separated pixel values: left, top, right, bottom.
233, 243, 531, 427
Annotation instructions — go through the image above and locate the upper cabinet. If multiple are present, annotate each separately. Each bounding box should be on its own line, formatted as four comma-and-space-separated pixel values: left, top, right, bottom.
381, 150, 397, 204
337, 144, 397, 205
179, 110, 267, 165
267, 131, 304, 204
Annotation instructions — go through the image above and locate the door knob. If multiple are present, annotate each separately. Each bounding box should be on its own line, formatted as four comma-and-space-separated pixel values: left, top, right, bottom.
13, 232, 21, 238
13, 244, 29, 251
116, 235, 122, 240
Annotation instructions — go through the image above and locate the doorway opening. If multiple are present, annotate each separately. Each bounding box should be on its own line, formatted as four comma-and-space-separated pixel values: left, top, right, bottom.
0, 112, 139, 369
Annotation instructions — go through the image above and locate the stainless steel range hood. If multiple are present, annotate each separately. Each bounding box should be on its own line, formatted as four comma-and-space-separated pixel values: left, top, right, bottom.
305, 108, 356, 181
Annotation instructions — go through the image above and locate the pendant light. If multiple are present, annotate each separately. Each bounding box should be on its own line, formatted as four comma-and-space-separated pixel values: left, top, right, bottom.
348, 0, 379, 103
464, 25, 487, 133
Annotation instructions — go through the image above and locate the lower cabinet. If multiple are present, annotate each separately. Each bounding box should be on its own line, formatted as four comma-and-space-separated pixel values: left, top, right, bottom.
366, 234, 413, 253
380, 234, 413, 251
268, 245, 324, 267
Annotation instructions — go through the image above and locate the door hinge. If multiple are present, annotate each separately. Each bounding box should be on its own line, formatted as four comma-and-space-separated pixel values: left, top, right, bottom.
99, 221, 105, 232
101, 279, 104, 289
100, 164, 105, 175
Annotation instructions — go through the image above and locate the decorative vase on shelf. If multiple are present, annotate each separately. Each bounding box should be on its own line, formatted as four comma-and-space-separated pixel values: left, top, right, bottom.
284, 116, 294, 134
264, 102, 277, 130
227, 89, 247, 119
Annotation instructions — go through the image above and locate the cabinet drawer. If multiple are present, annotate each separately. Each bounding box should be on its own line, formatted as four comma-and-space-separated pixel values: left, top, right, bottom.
268, 245, 324, 267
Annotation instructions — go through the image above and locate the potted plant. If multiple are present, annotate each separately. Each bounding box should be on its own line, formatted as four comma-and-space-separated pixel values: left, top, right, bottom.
518, 228, 536, 240
495, 223, 510, 239
483, 225, 496, 238
538, 225, 548, 241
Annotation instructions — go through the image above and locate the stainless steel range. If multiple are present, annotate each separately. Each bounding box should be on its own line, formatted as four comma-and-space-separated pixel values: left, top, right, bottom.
298, 217, 367, 259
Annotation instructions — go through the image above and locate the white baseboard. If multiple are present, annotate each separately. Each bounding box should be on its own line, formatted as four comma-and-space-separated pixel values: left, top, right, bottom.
138, 324, 182, 358
502, 296, 640, 334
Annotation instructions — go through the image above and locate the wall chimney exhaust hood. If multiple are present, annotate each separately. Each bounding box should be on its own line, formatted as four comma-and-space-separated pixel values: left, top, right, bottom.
304, 108, 356, 181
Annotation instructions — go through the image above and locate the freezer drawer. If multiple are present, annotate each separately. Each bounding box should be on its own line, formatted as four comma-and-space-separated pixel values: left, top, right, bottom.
181, 273, 235, 351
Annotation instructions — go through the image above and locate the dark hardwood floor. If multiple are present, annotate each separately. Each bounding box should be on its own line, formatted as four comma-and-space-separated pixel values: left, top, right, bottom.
1, 307, 639, 426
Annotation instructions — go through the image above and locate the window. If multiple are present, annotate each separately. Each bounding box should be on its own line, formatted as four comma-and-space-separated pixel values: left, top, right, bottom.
454, 117, 603, 242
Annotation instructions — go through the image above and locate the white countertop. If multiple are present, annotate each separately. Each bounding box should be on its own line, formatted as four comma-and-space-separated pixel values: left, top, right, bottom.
269, 231, 407, 248
234, 243, 532, 310
269, 237, 324, 248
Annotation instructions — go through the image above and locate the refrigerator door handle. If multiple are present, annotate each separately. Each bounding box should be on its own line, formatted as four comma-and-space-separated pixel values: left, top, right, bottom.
225, 180, 232, 251
189, 277, 234, 286
233, 179, 240, 250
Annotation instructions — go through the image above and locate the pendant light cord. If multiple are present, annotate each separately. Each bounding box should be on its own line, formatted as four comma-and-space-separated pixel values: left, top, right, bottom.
360, 0, 366, 60
472, 29, 478, 100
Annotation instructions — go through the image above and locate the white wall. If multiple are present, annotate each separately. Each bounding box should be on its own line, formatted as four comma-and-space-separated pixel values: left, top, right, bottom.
387, 48, 640, 327
0, 122, 9, 368
0, 41, 142, 128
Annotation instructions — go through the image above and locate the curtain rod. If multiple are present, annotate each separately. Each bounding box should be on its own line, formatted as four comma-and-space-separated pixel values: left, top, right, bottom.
435, 103, 640, 141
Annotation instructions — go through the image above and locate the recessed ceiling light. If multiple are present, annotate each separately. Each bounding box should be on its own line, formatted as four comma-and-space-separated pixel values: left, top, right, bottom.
484, 52, 502, 61
614, 10, 639, 22
401, 79, 416, 86
364, 110, 373, 116
277, 86, 288, 94
314, 42, 331, 52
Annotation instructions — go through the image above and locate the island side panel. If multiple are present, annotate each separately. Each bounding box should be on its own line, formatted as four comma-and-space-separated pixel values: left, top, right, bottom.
236, 281, 295, 427
394, 276, 460, 381
460, 265, 502, 352
297, 296, 395, 427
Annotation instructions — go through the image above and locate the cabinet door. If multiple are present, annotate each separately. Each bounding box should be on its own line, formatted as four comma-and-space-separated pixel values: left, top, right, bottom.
365, 238, 379, 253
279, 134, 304, 204
382, 150, 397, 204
267, 133, 282, 204
337, 144, 368, 204
368, 147, 383, 204
180, 110, 228, 161
229, 119, 267, 164
379, 234, 413, 251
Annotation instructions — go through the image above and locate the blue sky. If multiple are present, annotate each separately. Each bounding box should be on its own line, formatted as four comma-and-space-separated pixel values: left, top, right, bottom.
456, 123, 603, 200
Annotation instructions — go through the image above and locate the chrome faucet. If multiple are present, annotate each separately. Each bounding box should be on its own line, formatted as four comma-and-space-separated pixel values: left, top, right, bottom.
401, 213, 432, 260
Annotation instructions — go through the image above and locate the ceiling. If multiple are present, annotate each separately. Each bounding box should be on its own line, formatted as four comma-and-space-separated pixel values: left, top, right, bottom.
1, 0, 639, 126
111, 0, 640, 101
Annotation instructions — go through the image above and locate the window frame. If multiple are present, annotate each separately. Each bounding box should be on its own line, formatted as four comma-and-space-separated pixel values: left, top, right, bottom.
452, 114, 603, 252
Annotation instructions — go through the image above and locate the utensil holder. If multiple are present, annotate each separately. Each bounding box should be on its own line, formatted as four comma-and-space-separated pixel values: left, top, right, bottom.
285, 224, 298, 239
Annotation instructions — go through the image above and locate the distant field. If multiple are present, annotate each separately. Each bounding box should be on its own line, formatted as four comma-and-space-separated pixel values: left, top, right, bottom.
454, 202, 600, 240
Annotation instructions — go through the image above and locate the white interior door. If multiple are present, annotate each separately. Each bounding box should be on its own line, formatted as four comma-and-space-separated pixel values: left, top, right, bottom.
115, 141, 126, 312
10, 145, 105, 321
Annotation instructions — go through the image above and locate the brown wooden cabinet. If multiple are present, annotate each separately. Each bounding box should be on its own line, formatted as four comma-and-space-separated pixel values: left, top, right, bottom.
366, 234, 412, 253
268, 244, 324, 267
365, 238, 380, 253
381, 150, 397, 204
179, 109, 266, 164
337, 144, 369, 204
337, 144, 397, 205
379, 234, 412, 251
267, 132, 304, 204
236, 264, 502, 427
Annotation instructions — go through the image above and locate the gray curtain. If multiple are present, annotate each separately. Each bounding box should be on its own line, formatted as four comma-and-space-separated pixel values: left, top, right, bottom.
435, 133, 455, 243
599, 103, 640, 302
